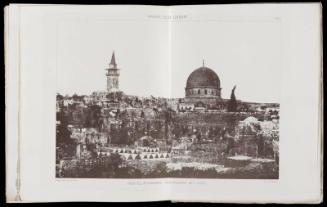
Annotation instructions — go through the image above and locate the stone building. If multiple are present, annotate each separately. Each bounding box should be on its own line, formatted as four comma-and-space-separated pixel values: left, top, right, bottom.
106, 52, 120, 93
185, 61, 222, 100
179, 61, 230, 111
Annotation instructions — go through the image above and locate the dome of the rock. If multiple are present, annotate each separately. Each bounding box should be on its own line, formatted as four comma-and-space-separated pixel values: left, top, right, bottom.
185, 66, 221, 98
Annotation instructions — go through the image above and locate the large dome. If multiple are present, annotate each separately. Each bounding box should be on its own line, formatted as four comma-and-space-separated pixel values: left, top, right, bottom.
185, 66, 222, 99
186, 67, 220, 89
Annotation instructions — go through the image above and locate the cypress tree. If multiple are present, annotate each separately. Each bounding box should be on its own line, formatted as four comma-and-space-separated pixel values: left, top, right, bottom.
228, 85, 237, 112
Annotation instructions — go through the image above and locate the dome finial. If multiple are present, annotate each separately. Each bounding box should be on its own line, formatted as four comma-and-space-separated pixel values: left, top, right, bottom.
202, 59, 205, 67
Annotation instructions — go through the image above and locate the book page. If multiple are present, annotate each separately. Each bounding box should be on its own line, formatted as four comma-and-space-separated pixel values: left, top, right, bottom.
5, 5, 21, 202
5, 3, 322, 203
169, 4, 322, 203
8, 4, 172, 202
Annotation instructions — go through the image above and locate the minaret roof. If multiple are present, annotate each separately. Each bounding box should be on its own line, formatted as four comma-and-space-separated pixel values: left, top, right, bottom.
109, 51, 117, 68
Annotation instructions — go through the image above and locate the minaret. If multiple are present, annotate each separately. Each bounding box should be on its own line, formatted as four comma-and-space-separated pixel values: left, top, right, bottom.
105, 51, 120, 93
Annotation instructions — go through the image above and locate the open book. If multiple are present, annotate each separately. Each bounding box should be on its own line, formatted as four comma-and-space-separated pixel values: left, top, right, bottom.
5, 3, 323, 203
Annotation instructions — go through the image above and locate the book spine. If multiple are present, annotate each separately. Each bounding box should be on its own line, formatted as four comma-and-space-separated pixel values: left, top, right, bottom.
5, 4, 22, 202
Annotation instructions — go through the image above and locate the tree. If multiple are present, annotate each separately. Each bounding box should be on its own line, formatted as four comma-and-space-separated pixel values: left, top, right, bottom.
227, 85, 237, 112
86, 153, 123, 178
148, 162, 168, 177
56, 93, 64, 101
85, 105, 101, 128
256, 132, 265, 158
56, 111, 72, 144
72, 93, 79, 101
117, 128, 129, 145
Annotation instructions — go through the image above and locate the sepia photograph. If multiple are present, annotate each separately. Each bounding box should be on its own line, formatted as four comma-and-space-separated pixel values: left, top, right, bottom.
55, 17, 280, 179
6, 4, 322, 203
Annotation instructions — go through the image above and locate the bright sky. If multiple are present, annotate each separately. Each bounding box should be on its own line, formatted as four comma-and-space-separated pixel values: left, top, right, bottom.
171, 20, 281, 103
57, 11, 281, 103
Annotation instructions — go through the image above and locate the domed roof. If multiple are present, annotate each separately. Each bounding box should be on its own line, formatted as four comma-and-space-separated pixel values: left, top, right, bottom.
186, 67, 220, 89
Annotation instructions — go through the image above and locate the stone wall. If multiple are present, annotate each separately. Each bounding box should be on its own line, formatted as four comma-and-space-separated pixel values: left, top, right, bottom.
174, 112, 265, 126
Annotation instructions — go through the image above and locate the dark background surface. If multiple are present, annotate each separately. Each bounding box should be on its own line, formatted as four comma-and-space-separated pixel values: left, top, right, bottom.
1, 0, 324, 5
